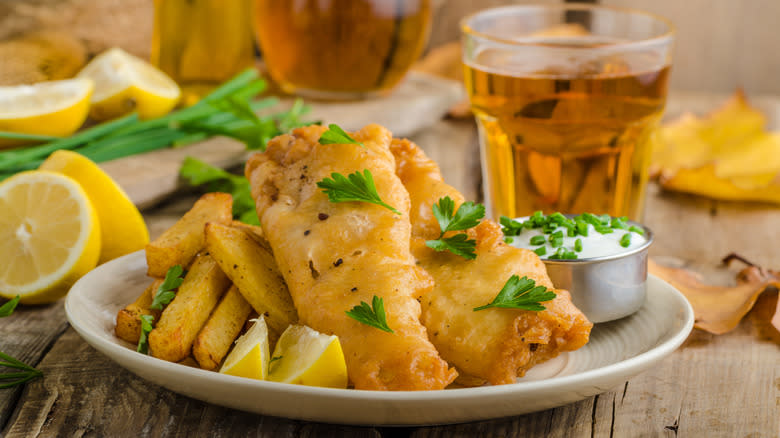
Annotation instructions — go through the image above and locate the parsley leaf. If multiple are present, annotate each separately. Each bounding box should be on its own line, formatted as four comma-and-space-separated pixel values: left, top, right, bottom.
137, 314, 155, 354
426, 234, 478, 260
150, 265, 185, 310
425, 197, 485, 259
0, 295, 19, 317
345, 295, 393, 333
319, 124, 364, 147
317, 170, 400, 215
433, 197, 485, 233
179, 157, 260, 225
473, 275, 557, 312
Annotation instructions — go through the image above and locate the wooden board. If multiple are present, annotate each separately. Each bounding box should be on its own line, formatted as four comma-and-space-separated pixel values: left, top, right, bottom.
101, 71, 463, 210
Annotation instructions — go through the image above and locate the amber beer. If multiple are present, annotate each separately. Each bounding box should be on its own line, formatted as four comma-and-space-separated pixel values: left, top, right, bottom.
253, 0, 431, 98
462, 5, 674, 221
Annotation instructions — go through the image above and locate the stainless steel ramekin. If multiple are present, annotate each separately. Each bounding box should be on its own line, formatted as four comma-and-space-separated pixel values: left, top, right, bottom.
542, 223, 653, 323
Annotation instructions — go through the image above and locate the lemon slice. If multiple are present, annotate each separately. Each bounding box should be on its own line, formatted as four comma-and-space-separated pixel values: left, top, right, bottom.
39, 150, 149, 264
220, 317, 270, 380
77, 48, 180, 121
268, 325, 347, 389
0, 78, 93, 142
0, 171, 101, 304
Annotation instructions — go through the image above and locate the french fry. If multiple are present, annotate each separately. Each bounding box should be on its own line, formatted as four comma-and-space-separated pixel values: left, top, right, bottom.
149, 253, 231, 362
115, 278, 163, 344
192, 285, 253, 370
145, 192, 232, 278
204, 222, 298, 337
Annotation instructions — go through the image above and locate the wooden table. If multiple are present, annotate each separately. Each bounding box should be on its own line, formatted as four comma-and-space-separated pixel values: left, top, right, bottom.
1, 103, 779, 437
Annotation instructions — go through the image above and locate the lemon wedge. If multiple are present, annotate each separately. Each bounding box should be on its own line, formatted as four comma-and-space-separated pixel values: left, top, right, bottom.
220, 317, 270, 380
0, 78, 93, 143
268, 325, 348, 389
77, 48, 180, 121
0, 171, 101, 304
39, 150, 149, 264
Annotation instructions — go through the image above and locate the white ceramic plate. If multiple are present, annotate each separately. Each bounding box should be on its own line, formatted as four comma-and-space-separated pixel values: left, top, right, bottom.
65, 250, 693, 426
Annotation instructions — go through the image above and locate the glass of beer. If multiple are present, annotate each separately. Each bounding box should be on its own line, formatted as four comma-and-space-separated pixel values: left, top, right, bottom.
462, 5, 674, 221
253, 0, 432, 100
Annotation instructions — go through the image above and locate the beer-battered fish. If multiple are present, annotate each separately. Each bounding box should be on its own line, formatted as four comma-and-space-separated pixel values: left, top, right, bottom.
390, 138, 592, 386
245, 125, 457, 391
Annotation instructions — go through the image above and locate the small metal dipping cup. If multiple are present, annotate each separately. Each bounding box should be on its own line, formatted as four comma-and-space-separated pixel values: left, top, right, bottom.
542, 223, 653, 323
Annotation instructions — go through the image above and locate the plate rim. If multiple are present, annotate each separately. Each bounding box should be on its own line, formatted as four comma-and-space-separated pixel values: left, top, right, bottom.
65, 250, 694, 405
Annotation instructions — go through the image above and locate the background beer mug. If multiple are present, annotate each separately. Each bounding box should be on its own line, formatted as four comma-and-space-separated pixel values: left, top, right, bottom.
462, 5, 674, 221
254, 0, 432, 100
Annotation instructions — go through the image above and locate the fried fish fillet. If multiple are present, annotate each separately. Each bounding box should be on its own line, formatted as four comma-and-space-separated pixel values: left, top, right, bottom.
245, 124, 457, 390
390, 138, 593, 386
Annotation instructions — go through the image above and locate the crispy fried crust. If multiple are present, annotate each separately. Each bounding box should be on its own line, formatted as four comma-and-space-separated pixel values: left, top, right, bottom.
390, 138, 592, 385
246, 124, 457, 390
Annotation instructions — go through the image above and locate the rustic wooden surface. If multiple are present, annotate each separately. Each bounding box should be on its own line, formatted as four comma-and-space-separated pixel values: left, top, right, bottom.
1, 92, 779, 436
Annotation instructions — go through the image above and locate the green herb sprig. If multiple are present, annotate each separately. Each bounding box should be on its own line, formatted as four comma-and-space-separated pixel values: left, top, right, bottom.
474, 276, 557, 312
317, 170, 400, 215
179, 157, 259, 225
0, 296, 43, 389
138, 265, 186, 354
425, 196, 485, 260
346, 296, 393, 333
0, 69, 311, 181
318, 124, 364, 147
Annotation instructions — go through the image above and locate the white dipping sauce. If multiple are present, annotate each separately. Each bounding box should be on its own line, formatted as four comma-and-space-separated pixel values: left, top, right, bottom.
506, 217, 648, 259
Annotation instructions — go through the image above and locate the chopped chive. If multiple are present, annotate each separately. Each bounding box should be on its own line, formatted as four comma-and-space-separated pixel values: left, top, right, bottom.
529, 235, 546, 245
576, 221, 589, 237
629, 225, 645, 235
599, 214, 611, 225
500, 216, 524, 236
574, 238, 583, 252
594, 225, 613, 234
567, 227, 576, 237
610, 217, 629, 230
504, 237, 514, 244
534, 246, 547, 256
620, 233, 632, 247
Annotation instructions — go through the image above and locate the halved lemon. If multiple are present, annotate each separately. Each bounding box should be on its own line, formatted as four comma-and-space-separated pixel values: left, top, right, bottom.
220, 317, 270, 380
77, 48, 180, 121
39, 150, 149, 264
0, 78, 93, 144
0, 171, 101, 304
268, 325, 347, 389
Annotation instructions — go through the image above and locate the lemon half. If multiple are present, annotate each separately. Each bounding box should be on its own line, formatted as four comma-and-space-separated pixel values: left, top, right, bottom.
0, 171, 101, 304
0, 78, 93, 144
39, 150, 149, 264
268, 325, 347, 389
77, 48, 180, 121
220, 317, 271, 380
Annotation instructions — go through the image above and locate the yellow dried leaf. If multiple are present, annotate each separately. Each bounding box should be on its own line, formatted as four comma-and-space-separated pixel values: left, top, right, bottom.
651, 90, 780, 203
649, 258, 780, 335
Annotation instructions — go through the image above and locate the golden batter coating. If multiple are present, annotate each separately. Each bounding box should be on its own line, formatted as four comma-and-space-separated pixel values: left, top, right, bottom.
246, 124, 456, 390
390, 138, 592, 385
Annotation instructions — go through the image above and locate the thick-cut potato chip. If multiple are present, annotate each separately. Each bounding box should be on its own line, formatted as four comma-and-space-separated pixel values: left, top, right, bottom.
149, 253, 231, 362
145, 192, 232, 278
204, 222, 297, 337
192, 285, 253, 370
115, 278, 162, 343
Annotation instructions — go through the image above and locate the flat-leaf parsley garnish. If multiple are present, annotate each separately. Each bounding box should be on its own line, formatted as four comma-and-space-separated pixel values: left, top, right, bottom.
317, 170, 400, 215
474, 275, 556, 312
318, 124, 364, 147
150, 265, 185, 310
346, 295, 393, 333
425, 196, 485, 260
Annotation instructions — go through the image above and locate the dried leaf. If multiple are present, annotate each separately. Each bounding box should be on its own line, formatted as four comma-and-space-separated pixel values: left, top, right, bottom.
651, 90, 780, 204
649, 258, 780, 334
